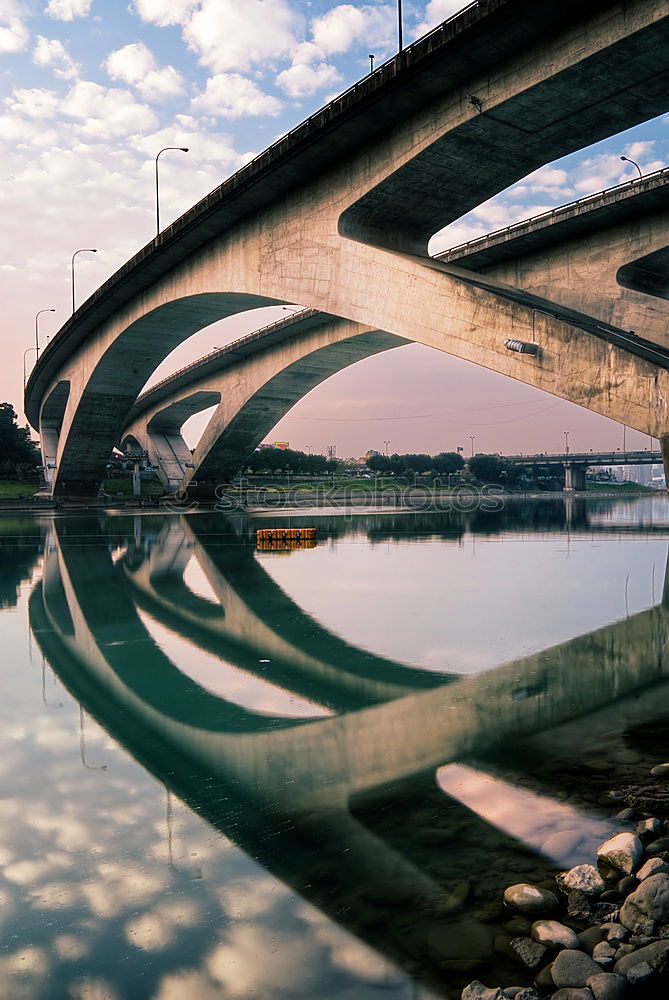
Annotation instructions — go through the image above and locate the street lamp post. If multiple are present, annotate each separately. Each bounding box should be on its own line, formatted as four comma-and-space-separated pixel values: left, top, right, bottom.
383, 440, 390, 456
397, 0, 403, 51
34, 308, 55, 361
23, 348, 36, 387
155, 146, 189, 235
71, 249, 97, 313
620, 155, 643, 179
564, 431, 570, 455
369, 53, 375, 73
470, 435, 475, 457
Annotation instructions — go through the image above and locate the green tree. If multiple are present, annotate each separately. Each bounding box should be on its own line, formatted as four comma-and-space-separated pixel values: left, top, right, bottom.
468, 453, 505, 483
0, 404, 39, 478
434, 452, 465, 475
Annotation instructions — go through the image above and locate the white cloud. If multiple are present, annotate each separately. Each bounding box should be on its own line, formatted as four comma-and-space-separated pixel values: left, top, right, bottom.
191, 73, 282, 119
311, 4, 393, 57
33, 35, 80, 79
61, 81, 158, 137
416, 0, 472, 36
5, 87, 59, 119
104, 42, 185, 102
276, 61, 342, 99
131, 0, 197, 27
184, 0, 298, 73
44, 0, 93, 20
0, 1, 28, 54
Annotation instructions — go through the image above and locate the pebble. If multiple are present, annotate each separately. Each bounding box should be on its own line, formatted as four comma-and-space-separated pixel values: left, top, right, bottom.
613, 937, 669, 975
616, 876, 636, 896
650, 762, 669, 777
591, 941, 615, 967
636, 856, 669, 880
626, 960, 653, 985
508, 936, 546, 971
585, 972, 626, 1000
531, 919, 579, 951
645, 834, 669, 856
600, 923, 627, 945
577, 927, 605, 955
461, 983, 503, 1000
567, 890, 592, 922
551, 949, 602, 989
503, 883, 557, 916
556, 865, 605, 897
619, 872, 669, 932
596, 833, 643, 875
533, 961, 555, 993
541, 830, 583, 861
551, 990, 594, 999
614, 808, 636, 823
635, 817, 662, 839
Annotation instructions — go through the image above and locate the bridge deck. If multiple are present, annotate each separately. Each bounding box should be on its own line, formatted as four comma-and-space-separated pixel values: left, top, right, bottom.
436, 169, 669, 271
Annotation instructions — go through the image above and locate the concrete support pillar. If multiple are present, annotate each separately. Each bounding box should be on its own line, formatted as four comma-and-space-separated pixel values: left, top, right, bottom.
564, 463, 587, 492
132, 460, 141, 497
661, 435, 669, 497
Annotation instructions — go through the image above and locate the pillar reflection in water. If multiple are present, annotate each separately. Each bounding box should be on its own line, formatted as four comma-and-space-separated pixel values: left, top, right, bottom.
29, 511, 669, 997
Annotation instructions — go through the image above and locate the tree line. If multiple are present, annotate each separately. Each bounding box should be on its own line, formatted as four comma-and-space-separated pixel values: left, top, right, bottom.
0, 404, 39, 480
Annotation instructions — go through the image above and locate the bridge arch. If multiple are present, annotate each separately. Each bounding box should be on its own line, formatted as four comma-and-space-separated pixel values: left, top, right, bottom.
122, 312, 405, 492
50, 292, 289, 496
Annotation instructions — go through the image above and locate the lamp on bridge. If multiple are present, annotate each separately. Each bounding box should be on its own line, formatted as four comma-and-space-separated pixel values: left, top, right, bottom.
620, 155, 642, 180
155, 146, 189, 236
34, 308, 55, 363
71, 249, 98, 313
564, 430, 570, 455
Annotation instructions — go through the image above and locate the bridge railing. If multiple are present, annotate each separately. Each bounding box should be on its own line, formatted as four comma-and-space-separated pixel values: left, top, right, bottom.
436, 166, 669, 260
240, 2, 482, 171
136, 308, 314, 404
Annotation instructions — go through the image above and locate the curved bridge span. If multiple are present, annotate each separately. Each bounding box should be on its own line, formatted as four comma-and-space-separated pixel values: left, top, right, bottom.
24, 0, 669, 497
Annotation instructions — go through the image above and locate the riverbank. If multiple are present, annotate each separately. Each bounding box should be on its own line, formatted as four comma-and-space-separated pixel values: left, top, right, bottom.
462, 764, 669, 999
0, 481, 661, 514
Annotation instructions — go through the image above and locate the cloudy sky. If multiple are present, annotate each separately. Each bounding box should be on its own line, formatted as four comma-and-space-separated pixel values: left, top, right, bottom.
1, 0, 668, 459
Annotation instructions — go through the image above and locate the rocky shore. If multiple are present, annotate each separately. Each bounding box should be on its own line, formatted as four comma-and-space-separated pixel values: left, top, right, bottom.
461, 764, 669, 999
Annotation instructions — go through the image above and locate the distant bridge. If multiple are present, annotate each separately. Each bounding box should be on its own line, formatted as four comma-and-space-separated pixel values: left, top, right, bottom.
507, 451, 663, 466
506, 449, 664, 489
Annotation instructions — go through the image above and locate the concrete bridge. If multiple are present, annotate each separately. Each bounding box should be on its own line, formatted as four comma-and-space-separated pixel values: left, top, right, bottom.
120, 170, 669, 495
29, 513, 669, 990
23, 0, 669, 498
505, 448, 664, 490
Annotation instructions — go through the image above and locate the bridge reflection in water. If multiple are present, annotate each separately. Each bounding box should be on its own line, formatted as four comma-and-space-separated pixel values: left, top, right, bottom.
30, 509, 669, 997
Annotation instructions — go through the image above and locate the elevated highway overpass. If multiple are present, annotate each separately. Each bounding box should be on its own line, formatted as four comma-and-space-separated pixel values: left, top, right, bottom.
24, 0, 669, 498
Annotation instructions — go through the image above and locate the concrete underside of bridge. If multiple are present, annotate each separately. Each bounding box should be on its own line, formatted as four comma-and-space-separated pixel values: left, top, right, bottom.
24, 0, 669, 497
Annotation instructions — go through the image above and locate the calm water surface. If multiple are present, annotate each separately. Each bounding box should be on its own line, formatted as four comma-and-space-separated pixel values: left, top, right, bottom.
2, 496, 669, 999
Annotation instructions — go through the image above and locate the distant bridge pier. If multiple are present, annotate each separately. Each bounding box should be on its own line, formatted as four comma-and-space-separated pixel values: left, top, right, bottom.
564, 462, 587, 492
661, 434, 669, 496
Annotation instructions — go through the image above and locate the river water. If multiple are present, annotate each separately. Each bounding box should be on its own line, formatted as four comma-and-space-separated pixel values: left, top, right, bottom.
2, 496, 669, 999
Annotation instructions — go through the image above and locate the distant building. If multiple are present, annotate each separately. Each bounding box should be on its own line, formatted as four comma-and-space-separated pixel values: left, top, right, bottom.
365, 449, 380, 461
274, 441, 289, 450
